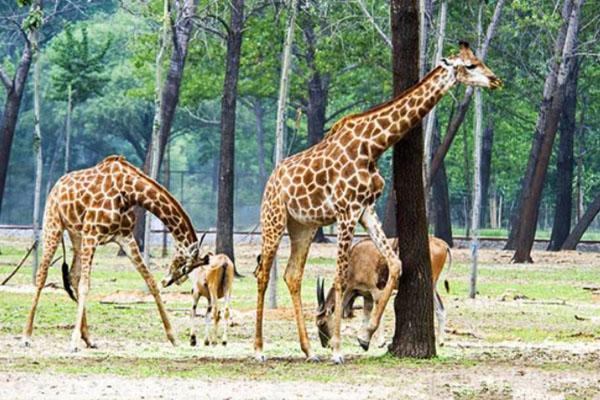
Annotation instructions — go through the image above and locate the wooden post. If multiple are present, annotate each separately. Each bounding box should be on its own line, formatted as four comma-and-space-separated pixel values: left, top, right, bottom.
31, 26, 43, 285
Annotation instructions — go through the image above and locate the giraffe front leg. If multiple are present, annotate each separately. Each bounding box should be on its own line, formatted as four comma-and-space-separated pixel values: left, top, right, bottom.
358, 205, 402, 350
331, 214, 358, 365
69, 238, 96, 353
119, 236, 176, 346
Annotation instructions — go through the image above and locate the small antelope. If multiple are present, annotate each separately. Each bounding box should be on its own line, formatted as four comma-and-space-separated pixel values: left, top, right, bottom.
188, 253, 235, 347
316, 236, 451, 349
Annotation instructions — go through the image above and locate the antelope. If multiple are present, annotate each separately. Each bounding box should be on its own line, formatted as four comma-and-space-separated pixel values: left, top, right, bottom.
187, 253, 235, 347
316, 236, 451, 349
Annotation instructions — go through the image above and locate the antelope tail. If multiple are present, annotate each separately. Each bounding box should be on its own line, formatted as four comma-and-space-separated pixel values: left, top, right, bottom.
443, 246, 452, 294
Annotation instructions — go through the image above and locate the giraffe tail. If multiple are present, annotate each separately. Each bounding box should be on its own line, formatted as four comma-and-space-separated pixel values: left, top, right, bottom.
60, 236, 77, 302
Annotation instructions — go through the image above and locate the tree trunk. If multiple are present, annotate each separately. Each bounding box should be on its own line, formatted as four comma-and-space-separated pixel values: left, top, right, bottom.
253, 98, 267, 190
562, 193, 600, 250
506, 0, 575, 249
469, 3, 484, 299
267, 0, 297, 309
430, 117, 453, 246
144, 0, 170, 264
513, 0, 582, 263
64, 84, 72, 174
216, 0, 244, 264
426, 0, 505, 189
422, 0, 446, 183
462, 124, 471, 236
388, 0, 435, 359
302, 5, 329, 244
0, 40, 33, 218
134, 0, 197, 251
548, 59, 578, 251
480, 118, 494, 227
31, 29, 43, 284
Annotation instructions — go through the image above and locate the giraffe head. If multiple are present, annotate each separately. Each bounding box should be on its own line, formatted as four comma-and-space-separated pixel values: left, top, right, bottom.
441, 41, 502, 90
161, 232, 211, 287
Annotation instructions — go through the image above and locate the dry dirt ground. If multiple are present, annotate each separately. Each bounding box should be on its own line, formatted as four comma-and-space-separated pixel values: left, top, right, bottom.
1, 239, 600, 399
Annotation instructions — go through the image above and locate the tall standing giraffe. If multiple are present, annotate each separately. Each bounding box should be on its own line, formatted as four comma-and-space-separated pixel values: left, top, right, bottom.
22, 155, 208, 352
254, 42, 502, 363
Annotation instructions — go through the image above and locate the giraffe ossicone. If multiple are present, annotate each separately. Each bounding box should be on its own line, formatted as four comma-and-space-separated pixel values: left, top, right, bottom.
254, 41, 501, 363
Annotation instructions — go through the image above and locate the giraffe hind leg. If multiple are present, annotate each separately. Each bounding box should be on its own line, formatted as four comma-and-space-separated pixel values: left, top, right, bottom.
284, 219, 317, 361
22, 221, 63, 347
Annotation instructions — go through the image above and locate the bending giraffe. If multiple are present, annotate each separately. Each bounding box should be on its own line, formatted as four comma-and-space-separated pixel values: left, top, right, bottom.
254, 41, 502, 364
22, 155, 209, 352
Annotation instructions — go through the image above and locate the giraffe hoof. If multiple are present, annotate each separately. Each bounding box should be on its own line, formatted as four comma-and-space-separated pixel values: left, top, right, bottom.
331, 354, 345, 365
87, 342, 98, 349
357, 337, 370, 351
254, 352, 267, 363
306, 354, 320, 363
190, 335, 197, 347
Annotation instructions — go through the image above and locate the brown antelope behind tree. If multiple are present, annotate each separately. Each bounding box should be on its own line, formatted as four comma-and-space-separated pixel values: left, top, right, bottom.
254, 41, 501, 364
315, 236, 452, 350
22, 155, 210, 352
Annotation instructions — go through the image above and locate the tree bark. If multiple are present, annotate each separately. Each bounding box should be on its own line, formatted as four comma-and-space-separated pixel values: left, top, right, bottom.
144, 0, 170, 264
31, 27, 43, 284
134, 0, 197, 251
506, 0, 575, 249
301, 5, 329, 244
562, 193, 600, 250
513, 0, 582, 263
64, 84, 72, 173
216, 0, 244, 264
548, 59, 578, 251
388, 0, 435, 359
253, 98, 267, 190
426, 0, 505, 189
430, 117, 453, 246
480, 118, 494, 227
0, 38, 34, 218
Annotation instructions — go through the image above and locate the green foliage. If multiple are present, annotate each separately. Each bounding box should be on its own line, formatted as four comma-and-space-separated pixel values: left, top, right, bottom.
47, 24, 112, 104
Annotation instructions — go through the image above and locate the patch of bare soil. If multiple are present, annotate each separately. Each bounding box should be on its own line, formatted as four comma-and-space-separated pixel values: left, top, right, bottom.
449, 248, 600, 266
99, 290, 191, 304
0, 371, 397, 400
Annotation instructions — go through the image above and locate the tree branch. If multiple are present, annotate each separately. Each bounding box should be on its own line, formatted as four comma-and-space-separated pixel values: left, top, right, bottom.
0, 66, 12, 90
356, 0, 391, 48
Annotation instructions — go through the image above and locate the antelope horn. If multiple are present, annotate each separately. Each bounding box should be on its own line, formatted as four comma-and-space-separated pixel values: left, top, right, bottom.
198, 231, 208, 248
317, 277, 325, 310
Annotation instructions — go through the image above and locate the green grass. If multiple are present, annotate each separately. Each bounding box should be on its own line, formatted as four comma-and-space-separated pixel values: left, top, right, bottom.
1, 237, 600, 389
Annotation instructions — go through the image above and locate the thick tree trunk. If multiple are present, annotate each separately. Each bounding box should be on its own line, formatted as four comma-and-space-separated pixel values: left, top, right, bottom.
506, 0, 575, 249
302, 8, 329, 244
426, 0, 505, 189
134, 0, 197, 251
480, 119, 494, 227
548, 59, 578, 251
562, 194, 600, 250
513, 0, 582, 263
388, 0, 435, 359
216, 0, 244, 264
0, 44, 33, 218
430, 118, 453, 246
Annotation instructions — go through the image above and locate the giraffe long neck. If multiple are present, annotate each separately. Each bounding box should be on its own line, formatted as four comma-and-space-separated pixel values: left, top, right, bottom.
125, 171, 198, 248
345, 66, 456, 160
